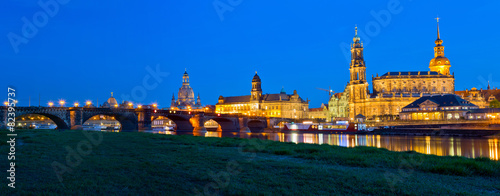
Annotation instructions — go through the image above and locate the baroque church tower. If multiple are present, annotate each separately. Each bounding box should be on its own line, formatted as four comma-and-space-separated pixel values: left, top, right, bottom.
429, 18, 451, 75
171, 69, 202, 110
348, 27, 369, 118
251, 72, 262, 102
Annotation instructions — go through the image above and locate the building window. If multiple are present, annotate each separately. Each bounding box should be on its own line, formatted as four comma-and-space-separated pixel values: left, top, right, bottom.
447, 113, 452, 120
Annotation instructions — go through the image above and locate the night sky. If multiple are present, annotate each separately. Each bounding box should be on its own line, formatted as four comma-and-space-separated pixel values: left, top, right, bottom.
1, 0, 499, 108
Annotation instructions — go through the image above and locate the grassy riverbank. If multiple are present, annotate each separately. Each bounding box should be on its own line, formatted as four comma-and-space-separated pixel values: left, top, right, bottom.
1, 130, 499, 195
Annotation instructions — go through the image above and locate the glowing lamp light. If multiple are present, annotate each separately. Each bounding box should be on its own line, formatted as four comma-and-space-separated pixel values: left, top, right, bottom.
59, 100, 65, 107
114, 104, 118, 108
153, 104, 157, 108
86, 101, 92, 106
138, 105, 142, 109
128, 102, 133, 107
3, 101, 8, 106
48, 102, 54, 107
74, 102, 79, 107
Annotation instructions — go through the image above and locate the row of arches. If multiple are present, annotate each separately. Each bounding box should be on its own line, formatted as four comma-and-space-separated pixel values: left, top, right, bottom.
12, 113, 276, 133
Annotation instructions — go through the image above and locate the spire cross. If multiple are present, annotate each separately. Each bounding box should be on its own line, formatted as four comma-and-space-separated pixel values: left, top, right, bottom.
111, 92, 113, 97
355, 25, 358, 36
435, 17, 441, 39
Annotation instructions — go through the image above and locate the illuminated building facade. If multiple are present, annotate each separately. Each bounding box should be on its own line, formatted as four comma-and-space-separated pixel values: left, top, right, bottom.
328, 89, 349, 120
455, 85, 500, 108
399, 94, 478, 121
308, 103, 329, 120
171, 70, 203, 111
332, 20, 456, 120
216, 73, 309, 119
466, 108, 500, 120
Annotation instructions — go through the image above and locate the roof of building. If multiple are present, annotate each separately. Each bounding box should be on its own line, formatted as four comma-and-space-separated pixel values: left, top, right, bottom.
456, 88, 500, 101
221, 93, 307, 104
403, 94, 477, 109
252, 73, 261, 82
262, 93, 289, 101
309, 108, 324, 112
468, 108, 500, 114
355, 114, 366, 118
380, 71, 443, 77
223, 95, 251, 103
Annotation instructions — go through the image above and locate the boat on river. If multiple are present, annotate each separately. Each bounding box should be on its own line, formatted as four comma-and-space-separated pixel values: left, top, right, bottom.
282, 121, 373, 133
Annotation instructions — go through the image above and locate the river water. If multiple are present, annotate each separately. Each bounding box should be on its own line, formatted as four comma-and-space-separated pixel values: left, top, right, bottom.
154, 130, 500, 160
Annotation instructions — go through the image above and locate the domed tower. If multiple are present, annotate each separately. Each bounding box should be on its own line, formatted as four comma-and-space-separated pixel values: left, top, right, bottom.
177, 69, 195, 108
429, 18, 451, 75
251, 72, 262, 101
102, 92, 118, 108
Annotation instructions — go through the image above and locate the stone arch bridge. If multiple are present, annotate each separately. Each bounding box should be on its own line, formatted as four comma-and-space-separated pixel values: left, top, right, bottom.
0, 106, 296, 133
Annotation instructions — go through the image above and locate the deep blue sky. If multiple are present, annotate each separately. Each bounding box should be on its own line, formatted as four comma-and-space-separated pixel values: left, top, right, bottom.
1, 0, 499, 108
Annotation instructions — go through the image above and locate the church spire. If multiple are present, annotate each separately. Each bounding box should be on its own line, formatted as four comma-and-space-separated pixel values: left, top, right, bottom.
353, 25, 360, 43
436, 17, 440, 40
488, 81, 491, 90
196, 93, 201, 105
434, 17, 443, 46
182, 69, 190, 85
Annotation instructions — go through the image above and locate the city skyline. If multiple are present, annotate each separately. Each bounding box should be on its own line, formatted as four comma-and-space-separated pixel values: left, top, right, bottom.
1, 1, 499, 108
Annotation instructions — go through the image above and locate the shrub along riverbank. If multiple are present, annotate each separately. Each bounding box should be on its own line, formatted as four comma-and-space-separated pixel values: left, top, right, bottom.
1, 129, 499, 195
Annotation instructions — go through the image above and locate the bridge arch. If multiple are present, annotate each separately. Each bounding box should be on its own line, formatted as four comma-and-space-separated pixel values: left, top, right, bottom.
204, 119, 221, 131
15, 113, 68, 129
151, 116, 176, 131
81, 114, 121, 131
205, 117, 239, 132
247, 119, 267, 133
270, 118, 293, 127
81, 111, 138, 131
152, 114, 193, 132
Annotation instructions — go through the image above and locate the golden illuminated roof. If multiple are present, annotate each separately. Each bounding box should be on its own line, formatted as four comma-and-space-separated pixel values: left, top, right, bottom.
429, 56, 450, 66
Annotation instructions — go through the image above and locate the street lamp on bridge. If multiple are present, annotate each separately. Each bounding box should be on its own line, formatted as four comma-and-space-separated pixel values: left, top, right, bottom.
48, 102, 54, 107
59, 100, 65, 107
3, 101, 8, 106
74, 102, 79, 107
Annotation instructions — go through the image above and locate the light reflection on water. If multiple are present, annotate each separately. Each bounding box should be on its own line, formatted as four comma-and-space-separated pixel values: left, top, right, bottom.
143, 130, 500, 160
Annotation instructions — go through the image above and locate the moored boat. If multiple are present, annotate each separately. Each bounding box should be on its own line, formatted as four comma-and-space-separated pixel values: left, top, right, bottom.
282, 121, 370, 133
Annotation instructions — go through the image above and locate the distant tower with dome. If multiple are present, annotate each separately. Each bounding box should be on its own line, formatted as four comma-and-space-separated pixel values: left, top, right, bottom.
102, 92, 118, 108
171, 69, 203, 110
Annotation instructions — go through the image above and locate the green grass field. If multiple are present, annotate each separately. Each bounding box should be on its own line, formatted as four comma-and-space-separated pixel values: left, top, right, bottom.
1, 129, 499, 195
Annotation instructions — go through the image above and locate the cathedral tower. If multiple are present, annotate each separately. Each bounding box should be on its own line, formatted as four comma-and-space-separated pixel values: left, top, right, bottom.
429, 18, 451, 75
251, 72, 262, 101
176, 69, 195, 108
348, 26, 369, 119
